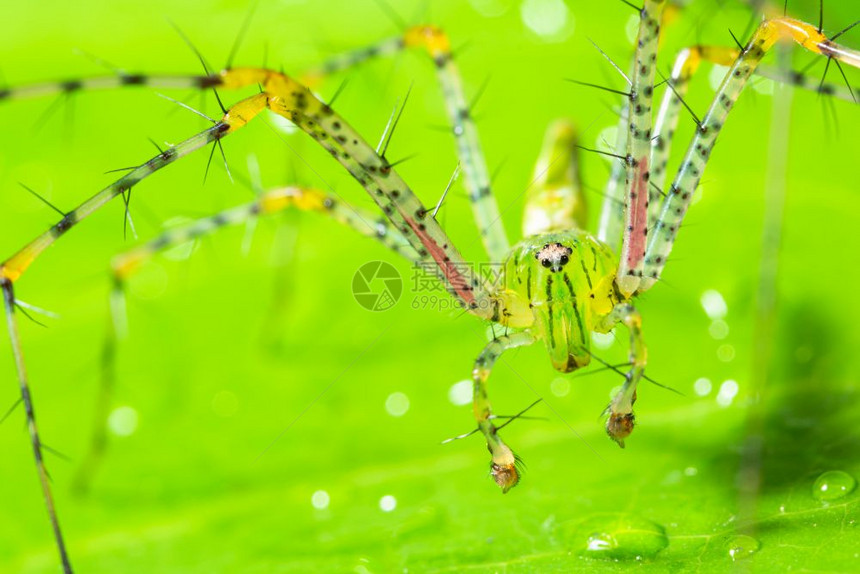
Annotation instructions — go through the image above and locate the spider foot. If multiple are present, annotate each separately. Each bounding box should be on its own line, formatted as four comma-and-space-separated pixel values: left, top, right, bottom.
490, 460, 520, 493
483, 428, 521, 493
606, 411, 635, 448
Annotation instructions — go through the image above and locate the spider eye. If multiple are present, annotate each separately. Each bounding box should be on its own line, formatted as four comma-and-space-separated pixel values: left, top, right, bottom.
541, 259, 551, 268
560, 255, 569, 265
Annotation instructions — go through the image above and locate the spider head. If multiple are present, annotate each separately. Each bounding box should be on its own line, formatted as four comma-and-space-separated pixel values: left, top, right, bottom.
535, 242, 573, 273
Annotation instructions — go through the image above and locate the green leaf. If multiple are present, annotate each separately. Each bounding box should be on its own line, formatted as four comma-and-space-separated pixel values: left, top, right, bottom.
0, 1, 859, 573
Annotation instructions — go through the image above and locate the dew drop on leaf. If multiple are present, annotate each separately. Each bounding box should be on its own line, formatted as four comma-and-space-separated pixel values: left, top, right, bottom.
727, 535, 760, 561
575, 514, 668, 559
813, 470, 857, 502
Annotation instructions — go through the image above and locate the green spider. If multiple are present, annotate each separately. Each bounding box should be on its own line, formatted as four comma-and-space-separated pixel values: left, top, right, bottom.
0, 2, 858, 572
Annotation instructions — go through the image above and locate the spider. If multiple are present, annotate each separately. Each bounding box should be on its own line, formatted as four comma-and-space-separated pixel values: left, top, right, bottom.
0, 1, 858, 572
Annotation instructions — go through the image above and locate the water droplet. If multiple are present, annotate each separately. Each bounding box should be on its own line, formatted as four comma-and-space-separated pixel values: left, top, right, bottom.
813, 470, 857, 502
586, 533, 614, 552
576, 514, 668, 559
693, 377, 712, 396
700, 289, 728, 319
727, 535, 760, 561
385, 392, 410, 417
520, 0, 574, 42
448, 380, 472, 406
716, 379, 739, 407
708, 319, 729, 340
379, 495, 397, 512
592, 330, 615, 350
311, 490, 330, 510
107, 406, 138, 437
717, 344, 736, 363
550, 377, 570, 397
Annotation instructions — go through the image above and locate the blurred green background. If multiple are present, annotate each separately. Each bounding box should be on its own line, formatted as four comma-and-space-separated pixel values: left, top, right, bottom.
1, 0, 859, 572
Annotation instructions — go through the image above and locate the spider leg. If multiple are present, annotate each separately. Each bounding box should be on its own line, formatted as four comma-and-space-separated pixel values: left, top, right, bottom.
649, 43, 858, 235
616, 0, 668, 298
639, 18, 860, 293
1, 280, 73, 573
2, 68, 508, 571
472, 331, 536, 492
596, 105, 629, 251
308, 26, 511, 262
595, 303, 646, 447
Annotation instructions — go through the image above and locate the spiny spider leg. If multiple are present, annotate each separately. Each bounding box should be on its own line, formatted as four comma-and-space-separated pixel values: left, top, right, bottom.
2, 67, 504, 571
306, 25, 511, 262
649, 43, 858, 232
617, 0, 667, 298
0, 281, 73, 573
597, 37, 858, 248
472, 332, 536, 492
640, 18, 860, 292
0, 95, 264, 574
0, 24, 512, 265
596, 1, 681, 256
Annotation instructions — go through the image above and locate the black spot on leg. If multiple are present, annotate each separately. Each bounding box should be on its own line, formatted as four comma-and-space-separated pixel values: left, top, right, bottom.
61, 80, 82, 93
434, 53, 451, 68
198, 76, 223, 89
214, 123, 231, 138
52, 211, 78, 237
121, 74, 146, 86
